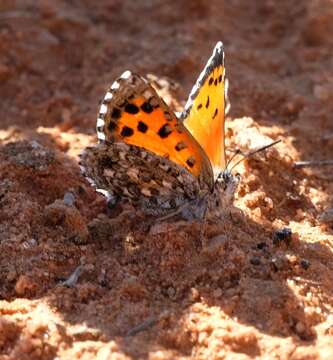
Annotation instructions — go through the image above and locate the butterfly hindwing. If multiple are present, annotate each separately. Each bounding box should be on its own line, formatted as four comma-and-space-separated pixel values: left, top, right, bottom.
80, 140, 206, 214
181, 42, 227, 176
96, 70, 214, 189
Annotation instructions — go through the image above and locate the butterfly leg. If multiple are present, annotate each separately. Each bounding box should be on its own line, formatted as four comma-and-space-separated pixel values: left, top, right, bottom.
154, 196, 208, 223
153, 203, 189, 223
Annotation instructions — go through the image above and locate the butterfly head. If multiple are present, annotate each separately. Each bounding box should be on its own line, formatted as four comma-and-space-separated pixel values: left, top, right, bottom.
216, 168, 239, 192
206, 169, 239, 217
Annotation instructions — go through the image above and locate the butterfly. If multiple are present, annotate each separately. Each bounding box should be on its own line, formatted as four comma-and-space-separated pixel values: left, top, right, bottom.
80, 42, 238, 219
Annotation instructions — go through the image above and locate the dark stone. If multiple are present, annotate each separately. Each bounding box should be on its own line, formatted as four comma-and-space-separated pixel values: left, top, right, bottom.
273, 227, 292, 246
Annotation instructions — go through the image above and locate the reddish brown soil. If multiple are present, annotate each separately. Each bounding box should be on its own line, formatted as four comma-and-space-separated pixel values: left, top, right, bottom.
1, 1, 333, 359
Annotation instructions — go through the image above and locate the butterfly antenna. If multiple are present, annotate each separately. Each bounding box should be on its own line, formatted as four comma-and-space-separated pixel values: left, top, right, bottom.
229, 139, 281, 172
225, 149, 243, 171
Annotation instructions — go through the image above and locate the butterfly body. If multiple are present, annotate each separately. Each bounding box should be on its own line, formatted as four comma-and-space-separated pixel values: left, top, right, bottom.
80, 42, 238, 219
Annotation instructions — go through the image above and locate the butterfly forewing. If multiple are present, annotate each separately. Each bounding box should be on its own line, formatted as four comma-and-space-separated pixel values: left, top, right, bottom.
181, 42, 226, 176
96, 70, 214, 189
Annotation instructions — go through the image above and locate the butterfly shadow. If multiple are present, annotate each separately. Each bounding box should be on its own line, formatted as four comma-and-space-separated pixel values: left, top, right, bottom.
42, 198, 333, 358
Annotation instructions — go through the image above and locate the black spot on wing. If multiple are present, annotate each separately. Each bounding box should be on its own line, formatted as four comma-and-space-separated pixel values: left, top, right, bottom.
218, 74, 222, 83
158, 124, 172, 138
137, 121, 148, 133
121, 126, 134, 137
209, 77, 214, 85
205, 96, 210, 109
163, 110, 173, 121
214, 78, 218, 86
108, 121, 118, 131
175, 141, 187, 151
141, 102, 154, 113
124, 103, 139, 114
111, 108, 121, 119
186, 156, 196, 168
197, 104, 203, 110
212, 108, 218, 119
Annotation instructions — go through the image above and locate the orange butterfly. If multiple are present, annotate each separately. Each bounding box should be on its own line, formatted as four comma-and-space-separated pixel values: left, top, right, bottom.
80, 42, 238, 218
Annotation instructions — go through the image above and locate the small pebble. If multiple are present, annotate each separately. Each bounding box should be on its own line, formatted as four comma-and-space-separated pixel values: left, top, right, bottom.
295, 321, 306, 335
167, 287, 176, 298
300, 259, 310, 270
22, 238, 37, 249
256, 242, 267, 250
270, 255, 289, 271
250, 257, 261, 266
107, 195, 120, 209
273, 228, 292, 246
190, 287, 199, 301
213, 288, 223, 298
15, 275, 37, 296
60, 265, 83, 287
63, 192, 75, 206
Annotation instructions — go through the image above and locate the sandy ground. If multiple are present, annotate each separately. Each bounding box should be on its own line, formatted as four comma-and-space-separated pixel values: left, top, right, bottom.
0, 1, 333, 359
